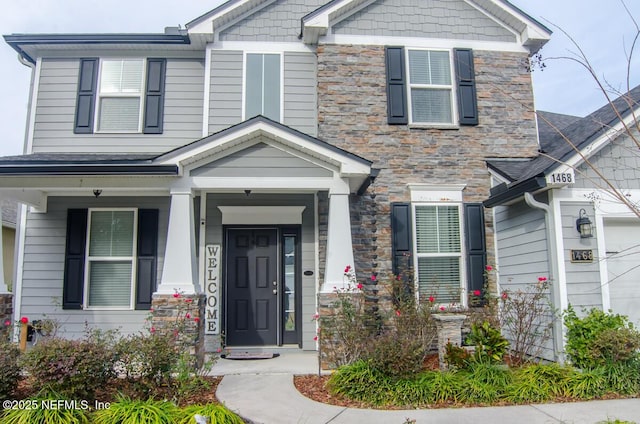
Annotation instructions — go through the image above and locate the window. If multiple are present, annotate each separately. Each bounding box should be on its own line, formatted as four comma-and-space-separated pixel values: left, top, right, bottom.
74, 58, 166, 134
245, 53, 281, 121
85, 209, 137, 308
414, 204, 463, 303
96, 59, 144, 132
407, 49, 454, 125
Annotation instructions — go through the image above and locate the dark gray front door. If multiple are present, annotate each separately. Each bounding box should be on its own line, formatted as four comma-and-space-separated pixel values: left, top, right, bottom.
226, 229, 278, 346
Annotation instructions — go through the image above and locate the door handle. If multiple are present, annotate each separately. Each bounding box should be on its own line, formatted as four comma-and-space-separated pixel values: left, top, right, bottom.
273, 288, 278, 295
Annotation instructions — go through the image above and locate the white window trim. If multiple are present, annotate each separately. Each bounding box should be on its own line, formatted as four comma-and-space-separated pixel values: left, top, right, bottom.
94, 58, 146, 134
83, 208, 138, 310
412, 202, 467, 307
405, 48, 458, 127
241, 51, 284, 122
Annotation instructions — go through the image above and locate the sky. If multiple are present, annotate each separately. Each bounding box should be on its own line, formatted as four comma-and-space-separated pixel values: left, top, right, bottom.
0, 0, 638, 157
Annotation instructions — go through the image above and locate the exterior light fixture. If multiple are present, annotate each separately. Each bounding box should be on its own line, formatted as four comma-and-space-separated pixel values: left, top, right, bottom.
576, 208, 593, 238
93, 189, 102, 198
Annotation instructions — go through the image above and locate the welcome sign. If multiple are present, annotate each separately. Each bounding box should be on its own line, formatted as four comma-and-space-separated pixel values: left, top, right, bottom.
204, 244, 221, 335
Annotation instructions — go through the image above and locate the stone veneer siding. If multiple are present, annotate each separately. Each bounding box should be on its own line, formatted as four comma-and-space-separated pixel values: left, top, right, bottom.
317, 44, 539, 293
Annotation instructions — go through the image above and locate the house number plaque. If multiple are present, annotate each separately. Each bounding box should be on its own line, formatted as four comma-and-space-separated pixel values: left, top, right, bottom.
205, 244, 221, 335
570, 249, 594, 263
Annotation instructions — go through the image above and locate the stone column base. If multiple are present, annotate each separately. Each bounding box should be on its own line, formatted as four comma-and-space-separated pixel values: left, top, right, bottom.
433, 314, 467, 370
0, 293, 13, 340
151, 293, 205, 369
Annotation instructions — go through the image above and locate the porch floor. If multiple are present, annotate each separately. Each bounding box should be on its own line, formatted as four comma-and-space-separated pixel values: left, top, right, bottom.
208, 350, 321, 375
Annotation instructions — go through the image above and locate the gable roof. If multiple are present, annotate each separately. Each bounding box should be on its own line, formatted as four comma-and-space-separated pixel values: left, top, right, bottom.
485, 85, 640, 207
301, 0, 551, 49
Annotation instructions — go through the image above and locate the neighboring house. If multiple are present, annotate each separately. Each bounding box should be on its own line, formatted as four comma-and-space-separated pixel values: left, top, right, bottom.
1, 0, 550, 354
1, 200, 16, 291
485, 87, 640, 361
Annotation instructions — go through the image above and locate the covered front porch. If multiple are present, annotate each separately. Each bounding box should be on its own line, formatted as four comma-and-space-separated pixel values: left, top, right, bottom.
0, 116, 376, 353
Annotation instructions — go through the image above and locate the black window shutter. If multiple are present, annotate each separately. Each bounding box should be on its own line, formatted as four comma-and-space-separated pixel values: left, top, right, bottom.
385, 47, 408, 125
74, 59, 98, 134
143, 59, 166, 134
63, 209, 88, 309
136, 209, 159, 310
391, 202, 413, 276
464, 203, 486, 295
454, 49, 479, 126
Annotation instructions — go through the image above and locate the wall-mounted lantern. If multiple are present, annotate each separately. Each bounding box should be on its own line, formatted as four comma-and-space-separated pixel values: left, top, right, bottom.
576, 208, 593, 238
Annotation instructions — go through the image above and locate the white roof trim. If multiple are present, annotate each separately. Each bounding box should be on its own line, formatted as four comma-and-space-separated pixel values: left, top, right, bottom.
187, 0, 270, 35
301, 0, 551, 51
156, 120, 371, 180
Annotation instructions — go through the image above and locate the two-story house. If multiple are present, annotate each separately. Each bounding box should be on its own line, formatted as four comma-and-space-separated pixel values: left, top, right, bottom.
0, 0, 550, 355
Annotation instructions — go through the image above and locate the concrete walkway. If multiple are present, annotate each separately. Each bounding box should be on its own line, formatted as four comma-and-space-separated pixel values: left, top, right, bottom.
212, 352, 640, 424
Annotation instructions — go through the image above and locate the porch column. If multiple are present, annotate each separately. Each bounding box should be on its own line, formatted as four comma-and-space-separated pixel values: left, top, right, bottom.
158, 190, 200, 295
322, 187, 355, 292
0, 199, 7, 294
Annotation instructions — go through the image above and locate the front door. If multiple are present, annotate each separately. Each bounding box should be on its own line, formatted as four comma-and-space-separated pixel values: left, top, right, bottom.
226, 229, 279, 346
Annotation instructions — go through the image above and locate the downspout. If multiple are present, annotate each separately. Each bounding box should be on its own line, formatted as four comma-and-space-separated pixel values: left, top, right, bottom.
524, 192, 563, 362
11, 54, 35, 341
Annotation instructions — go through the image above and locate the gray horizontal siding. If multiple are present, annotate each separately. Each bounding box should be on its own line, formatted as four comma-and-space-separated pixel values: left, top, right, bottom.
32, 58, 204, 154
574, 130, 640, 190
494, 200, 554, 361
284, 52, 317, 137
190, 142, 331, 177
208, 50, 318, 137
219, 0, 326, 42
332, 0, 516, 41
203, 193, 316, 350
209, 50, 243, 134
19, 196, 170, 339
560, 202, 602, 311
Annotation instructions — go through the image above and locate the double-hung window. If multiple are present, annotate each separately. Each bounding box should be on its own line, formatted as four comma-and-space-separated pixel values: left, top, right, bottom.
85, 209, 137, 309
407, 49, 455, 125
96, 59, 144, 132
244, 53, 281, 121
414, 204, 463, 303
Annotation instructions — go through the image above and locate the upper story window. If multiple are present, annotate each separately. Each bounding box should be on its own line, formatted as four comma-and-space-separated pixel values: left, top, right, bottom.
74, 58, 166, 135
97, 59, 144, 132
244, 53, 281, 121
407, 49, 454, 125
385, 47, 478, 127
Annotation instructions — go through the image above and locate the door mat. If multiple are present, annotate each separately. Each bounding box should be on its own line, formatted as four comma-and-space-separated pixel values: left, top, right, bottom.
221, 352, 281, 360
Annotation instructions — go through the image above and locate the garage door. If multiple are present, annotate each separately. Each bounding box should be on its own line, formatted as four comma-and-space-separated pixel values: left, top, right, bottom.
604, 219, 640, 326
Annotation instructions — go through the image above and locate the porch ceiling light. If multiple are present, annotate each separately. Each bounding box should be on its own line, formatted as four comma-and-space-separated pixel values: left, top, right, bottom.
576, 208, 593, 238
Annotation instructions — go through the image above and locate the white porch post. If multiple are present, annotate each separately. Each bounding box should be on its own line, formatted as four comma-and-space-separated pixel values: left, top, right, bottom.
158, 190, 200, 295
322, 184, 355, 292
0, 199, 7, 294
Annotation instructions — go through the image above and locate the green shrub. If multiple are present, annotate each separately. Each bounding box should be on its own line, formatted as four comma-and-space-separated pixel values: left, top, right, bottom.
430, 370, 463, 403
567, 367, 607, 399
0, 391, 91, 424
564, 306, 640, 369
327, 360, 392, 405
0, 340, 21, 400
444, 343, 471, 369
92, 396, 180, 424
466, 321, 509, 364
21, 329, 118, 399
178, 404, 244, 424
506, 364, 572, 403
602, 361, 640, 395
